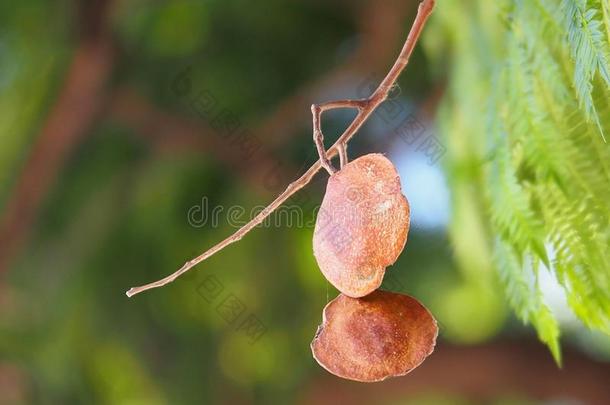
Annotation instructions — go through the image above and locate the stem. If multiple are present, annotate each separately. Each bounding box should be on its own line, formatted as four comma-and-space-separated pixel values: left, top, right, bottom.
312, 99, 365, 175
339, 143, 348, 168
126, 0, 436, 297
312, 104, 337, 175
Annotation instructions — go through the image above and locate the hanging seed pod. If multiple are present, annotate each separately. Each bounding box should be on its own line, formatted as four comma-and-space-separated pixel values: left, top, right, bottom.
311, 290, 437, 382
313, 154, 410, 297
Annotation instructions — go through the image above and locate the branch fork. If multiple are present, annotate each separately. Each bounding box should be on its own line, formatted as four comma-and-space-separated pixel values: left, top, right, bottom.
312, 99, 366, 174
126, 0, 436, 298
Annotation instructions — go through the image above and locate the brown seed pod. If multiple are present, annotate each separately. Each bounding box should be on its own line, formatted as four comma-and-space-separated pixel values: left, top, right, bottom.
311, 290, 437, 382
313, 154, 410, 297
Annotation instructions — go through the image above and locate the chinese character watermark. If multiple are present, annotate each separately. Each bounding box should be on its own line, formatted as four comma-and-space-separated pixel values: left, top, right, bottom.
195, 274, 268, 344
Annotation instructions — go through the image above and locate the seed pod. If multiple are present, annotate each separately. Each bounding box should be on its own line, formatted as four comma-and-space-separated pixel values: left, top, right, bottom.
311, 290, 437, 382
313, 154, 410, 297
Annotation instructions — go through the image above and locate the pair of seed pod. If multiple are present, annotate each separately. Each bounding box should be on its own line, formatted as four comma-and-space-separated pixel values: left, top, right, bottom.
310, 153, 438, 382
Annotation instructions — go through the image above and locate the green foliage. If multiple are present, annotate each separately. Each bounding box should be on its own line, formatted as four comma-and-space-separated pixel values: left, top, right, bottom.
562, 0, 610, 139
427, 0, 610, 361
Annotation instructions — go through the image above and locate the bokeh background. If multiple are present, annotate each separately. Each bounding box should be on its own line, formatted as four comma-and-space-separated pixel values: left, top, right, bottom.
1, 0, 610, 404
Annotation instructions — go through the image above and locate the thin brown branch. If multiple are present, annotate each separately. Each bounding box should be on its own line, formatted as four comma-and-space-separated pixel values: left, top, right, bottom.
311, 99, 366, 175
338, 143, 348, 168
126, 0, 436, 297
312, 105, 337, 175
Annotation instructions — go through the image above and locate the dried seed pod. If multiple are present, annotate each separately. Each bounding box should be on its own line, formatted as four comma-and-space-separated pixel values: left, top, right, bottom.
311, 290, 437, 382
313, 154, 410, 297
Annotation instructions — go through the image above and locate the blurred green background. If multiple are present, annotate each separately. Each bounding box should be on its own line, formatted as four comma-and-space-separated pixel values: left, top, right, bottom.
1, 0, 609, 404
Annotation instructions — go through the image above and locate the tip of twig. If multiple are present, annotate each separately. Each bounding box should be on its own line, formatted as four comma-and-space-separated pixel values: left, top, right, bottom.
126, 288, 136, 298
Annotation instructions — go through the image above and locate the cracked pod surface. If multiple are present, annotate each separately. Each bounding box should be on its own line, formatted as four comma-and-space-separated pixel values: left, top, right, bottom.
311, 290, 437, 382
313, 154, 410, 297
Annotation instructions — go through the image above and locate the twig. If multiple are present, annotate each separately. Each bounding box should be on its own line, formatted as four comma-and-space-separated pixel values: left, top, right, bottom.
312, 106, 337, 175
126, 0, 436, 297
312, 100, 366, 174
338, 143, 349, 168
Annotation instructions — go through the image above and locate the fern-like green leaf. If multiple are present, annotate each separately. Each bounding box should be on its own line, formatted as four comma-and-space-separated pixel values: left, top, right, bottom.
562, 0, 610, 140
495, 239, 562, 363
427, 0, 610, 359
